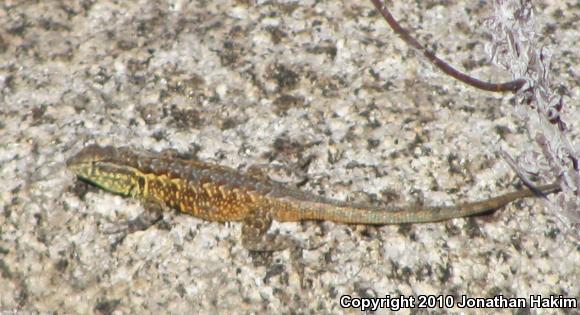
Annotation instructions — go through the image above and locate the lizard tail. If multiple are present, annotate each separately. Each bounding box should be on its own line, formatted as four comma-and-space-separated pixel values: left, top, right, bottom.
274, 183, 560, 224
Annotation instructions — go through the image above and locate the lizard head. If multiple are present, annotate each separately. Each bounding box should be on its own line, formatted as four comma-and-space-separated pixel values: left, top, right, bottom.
67, 145, 143, 197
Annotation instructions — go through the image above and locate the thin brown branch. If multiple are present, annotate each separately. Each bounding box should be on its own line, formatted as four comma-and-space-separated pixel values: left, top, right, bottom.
369, 0, 526, 93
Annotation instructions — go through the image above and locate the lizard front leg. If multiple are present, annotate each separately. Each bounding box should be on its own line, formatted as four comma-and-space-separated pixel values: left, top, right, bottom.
104, 196, 166, 249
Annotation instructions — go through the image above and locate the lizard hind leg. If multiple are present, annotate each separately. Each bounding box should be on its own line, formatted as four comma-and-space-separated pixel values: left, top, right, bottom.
242, 206, 308, 286
241, 207, 298, 252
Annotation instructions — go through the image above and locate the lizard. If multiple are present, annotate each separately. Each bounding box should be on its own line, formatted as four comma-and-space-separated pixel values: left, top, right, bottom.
67, 144, 560, 251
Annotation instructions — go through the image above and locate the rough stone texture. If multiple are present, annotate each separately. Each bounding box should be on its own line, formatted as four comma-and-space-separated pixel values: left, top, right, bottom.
0, 0, 577, 314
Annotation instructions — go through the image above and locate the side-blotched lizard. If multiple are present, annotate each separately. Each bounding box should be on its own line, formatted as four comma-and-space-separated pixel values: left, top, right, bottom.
67, 144, 559, 251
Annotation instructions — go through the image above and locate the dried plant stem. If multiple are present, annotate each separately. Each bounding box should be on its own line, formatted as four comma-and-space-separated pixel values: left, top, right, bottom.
369, 0, 579, 237
369, 0, 525, 92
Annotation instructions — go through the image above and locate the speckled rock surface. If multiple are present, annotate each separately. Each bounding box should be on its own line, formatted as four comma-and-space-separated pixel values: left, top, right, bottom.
0, 1, 578, 314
